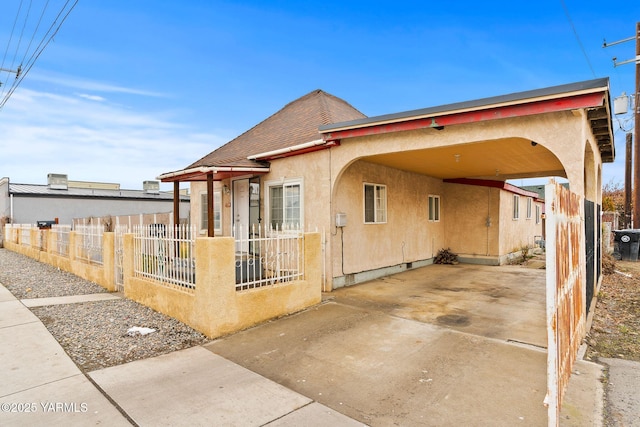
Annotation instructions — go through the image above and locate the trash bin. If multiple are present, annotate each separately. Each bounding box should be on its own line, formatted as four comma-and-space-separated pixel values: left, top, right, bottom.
613, 229, 640, 261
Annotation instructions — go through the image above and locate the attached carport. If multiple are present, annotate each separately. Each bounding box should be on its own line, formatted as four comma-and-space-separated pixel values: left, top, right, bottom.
321, 78, 612, 281
317, 78, 613, 424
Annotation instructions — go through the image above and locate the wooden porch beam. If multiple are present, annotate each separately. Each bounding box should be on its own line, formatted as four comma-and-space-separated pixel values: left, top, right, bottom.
173, 181, 180, 228
207, 172, 214, 237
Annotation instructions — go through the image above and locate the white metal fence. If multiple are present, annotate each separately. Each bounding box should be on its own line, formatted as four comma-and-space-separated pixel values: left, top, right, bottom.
51, 224, 72, 256
133, 224, 196, 292
3, 224, 18, 244
233, 224, 304, 291
19, 224, 33, 246
114, 224, 129, 292
75, 224, 104, 265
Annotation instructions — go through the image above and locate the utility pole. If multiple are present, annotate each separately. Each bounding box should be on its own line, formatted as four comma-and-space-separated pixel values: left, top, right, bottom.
626, 133, 632, 228
0, 66, 21, 86
635, 22, 640, 228
605, 22, 640, 227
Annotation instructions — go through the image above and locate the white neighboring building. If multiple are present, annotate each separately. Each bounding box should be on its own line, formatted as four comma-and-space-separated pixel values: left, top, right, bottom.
0, 174, 189, 233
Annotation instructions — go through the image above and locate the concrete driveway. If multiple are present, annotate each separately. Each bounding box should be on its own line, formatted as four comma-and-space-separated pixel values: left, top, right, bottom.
205, 263, 600, 426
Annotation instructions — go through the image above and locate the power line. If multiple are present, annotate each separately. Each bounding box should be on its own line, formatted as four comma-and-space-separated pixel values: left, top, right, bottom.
0, 0, 78, 110
0, 0, 25, 93
559, 0, 597, 78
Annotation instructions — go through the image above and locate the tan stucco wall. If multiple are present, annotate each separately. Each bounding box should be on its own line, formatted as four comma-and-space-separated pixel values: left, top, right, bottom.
497, 192, 544, 257
331, 159, 444, 276
442, 184, 500, 258
4, 230, 115, 292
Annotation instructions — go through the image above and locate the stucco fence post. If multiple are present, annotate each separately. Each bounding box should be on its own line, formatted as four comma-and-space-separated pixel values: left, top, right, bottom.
122, 232, 323, 339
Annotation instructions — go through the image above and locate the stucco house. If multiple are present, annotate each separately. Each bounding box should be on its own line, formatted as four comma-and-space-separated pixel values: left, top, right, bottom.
158, 78, 612, 291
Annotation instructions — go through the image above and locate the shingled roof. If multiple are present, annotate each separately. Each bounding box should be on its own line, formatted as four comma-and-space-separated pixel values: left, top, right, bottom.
189, 89, 365, 170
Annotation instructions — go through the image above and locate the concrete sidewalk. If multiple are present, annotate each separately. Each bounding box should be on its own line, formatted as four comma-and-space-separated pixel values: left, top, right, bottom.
600, 358, 640, 426
0, 284, 130, 426
0, 284, 363, 426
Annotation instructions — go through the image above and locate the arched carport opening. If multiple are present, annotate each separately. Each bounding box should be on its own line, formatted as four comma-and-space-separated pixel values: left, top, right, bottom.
329, 136, 566, 286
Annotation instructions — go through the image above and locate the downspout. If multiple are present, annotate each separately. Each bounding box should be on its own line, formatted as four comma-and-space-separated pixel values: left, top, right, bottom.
10, 194, 13, 223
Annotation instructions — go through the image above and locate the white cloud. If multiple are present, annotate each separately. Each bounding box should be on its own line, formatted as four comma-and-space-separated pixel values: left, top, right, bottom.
0, 88, 225, 190
77, 93, 106, 102
28, 71, 167, 98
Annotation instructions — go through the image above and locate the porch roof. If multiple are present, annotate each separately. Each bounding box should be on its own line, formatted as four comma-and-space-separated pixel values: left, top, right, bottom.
319, 78, 614, 163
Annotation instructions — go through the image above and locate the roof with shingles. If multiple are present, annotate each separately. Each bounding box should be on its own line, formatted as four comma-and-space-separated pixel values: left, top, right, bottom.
187, 89, 366, 169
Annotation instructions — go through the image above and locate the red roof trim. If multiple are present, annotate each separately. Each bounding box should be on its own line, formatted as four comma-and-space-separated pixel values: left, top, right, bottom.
444, 178, 543, 200
322, 92, 604, 142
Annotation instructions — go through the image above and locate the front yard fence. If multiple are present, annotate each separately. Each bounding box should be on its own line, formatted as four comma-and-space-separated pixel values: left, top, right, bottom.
51, 224, 72, 257
3, 222, 321, 339
133, 224, 196, 292
20, 224, 33, 247
75, 224, 105, 265
233, 223, 304, 291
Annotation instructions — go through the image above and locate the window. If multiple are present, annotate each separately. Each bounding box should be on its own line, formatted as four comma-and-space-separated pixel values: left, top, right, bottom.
267, 180, 302, 227
364, 183, 387, 223
513, 195, 520, 220
526, 197, 533, 219
535, 204, 541, 224
428, 195, 440, 222
201, 191, 222, 232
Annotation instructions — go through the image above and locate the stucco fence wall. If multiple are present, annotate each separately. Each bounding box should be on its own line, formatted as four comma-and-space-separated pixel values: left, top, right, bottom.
3, 226, 322, 339
3, 228, 115, 291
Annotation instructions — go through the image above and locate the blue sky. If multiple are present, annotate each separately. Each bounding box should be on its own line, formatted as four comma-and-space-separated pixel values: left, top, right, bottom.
0, 0, 638, 190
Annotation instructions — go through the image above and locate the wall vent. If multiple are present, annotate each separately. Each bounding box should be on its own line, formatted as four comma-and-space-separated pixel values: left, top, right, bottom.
143, 180, 160, 194
47, 173, 68, 190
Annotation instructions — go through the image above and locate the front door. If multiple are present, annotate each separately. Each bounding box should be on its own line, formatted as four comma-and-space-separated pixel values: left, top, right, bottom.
233, 179, 250, 253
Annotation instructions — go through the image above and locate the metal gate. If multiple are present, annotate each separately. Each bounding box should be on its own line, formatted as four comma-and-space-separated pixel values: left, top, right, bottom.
545, 182, 586, 426
584, 200, 595, 315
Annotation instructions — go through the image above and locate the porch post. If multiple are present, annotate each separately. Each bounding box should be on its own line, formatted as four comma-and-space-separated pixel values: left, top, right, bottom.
173, 181, 180, 228
207, 172, 215, 237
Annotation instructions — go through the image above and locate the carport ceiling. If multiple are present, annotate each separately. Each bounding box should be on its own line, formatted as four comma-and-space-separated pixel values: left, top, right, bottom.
364, 138, 565, 180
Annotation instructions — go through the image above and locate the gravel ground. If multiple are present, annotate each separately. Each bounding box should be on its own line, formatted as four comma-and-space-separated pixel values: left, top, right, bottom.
0, 248, 208, 372
0, 249, 107, 299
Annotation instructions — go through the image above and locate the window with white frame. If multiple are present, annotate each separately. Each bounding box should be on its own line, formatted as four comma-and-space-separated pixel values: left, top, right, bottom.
267, 179, 302, 227
364, 183, 387, 223
201, 191, 222, 232
526, 197, 533, 219
535, 204, 541, 224
428, 195, 440, 222
513, 195, 520, 220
